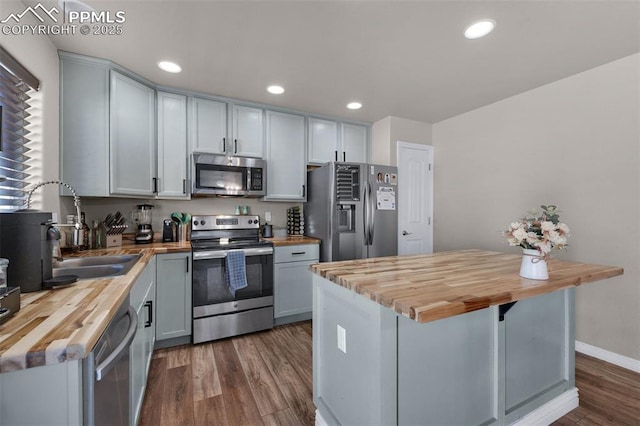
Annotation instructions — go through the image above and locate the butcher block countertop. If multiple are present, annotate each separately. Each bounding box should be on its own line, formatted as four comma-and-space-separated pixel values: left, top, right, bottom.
0, 241, 191, 373
265, 235, 320, 246
309, 249, 623, 324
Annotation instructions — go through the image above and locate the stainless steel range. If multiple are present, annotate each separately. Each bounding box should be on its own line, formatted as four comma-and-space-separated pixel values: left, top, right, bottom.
190, 214, 274, 344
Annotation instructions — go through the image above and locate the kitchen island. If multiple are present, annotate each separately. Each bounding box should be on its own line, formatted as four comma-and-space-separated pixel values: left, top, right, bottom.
310, 249, 623, 426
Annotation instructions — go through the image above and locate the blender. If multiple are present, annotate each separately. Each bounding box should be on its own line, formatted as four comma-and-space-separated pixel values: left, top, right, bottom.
133, 204, 154, 244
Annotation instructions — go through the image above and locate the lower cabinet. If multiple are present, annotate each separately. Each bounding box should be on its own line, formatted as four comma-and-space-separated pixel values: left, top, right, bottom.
155, 252, 192, 344
274, 244, 319, 324
130, 256, 156, 426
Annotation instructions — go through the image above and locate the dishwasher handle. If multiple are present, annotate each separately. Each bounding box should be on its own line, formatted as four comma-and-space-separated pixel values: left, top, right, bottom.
95, 306, 138, 381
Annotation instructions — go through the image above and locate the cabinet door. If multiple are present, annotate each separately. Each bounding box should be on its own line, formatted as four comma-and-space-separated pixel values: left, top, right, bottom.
60, 56, 110, 196
232, 105, 264, 157
341, 123, 368, 163
274, 259, 315, 318
130, 256, 156, 426
157, 92, 189, 199
264, 111, 306, 201
308, 117, 339, 164
190, 97, 227, 154
156, 253, 192, 340
110, 71, 156, 196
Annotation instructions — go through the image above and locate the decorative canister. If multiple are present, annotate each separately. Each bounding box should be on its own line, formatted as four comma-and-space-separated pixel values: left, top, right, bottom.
520, 249, 548, 280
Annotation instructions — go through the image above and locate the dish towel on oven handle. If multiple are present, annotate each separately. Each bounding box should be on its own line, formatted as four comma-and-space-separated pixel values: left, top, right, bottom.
225, 249, 248, 297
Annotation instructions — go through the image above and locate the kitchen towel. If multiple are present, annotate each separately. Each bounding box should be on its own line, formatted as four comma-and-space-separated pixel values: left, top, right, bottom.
225, 249, 248, 297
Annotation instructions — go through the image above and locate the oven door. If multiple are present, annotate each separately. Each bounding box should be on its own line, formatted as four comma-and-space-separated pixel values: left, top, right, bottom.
192, 247, 273, 318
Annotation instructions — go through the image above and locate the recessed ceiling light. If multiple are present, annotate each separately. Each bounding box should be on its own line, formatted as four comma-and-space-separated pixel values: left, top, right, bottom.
347, 102, 362, 110
464, 19, 496, 39
267, 85, 285, 95
157, 61, 182, 73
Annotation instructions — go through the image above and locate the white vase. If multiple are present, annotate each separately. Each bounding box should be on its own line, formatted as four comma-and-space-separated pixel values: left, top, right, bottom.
519, 249, 549, 280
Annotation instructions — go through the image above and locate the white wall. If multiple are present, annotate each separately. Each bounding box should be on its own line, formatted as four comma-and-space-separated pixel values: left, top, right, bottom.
2, 0, 61, 215
371, 115, 432, 165
432, 54, 640, 360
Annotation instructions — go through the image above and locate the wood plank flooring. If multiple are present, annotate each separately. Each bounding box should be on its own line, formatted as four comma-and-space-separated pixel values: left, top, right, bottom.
140, 321, 640, 426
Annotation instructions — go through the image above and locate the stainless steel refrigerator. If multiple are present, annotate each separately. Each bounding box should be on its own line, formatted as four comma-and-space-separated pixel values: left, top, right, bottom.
304, 162, 398, 262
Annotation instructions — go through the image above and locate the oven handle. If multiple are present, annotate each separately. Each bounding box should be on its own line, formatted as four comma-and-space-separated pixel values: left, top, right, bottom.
193, 246, 274, 260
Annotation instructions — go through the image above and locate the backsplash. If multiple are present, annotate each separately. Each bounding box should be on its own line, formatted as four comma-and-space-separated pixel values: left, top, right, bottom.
58, 196, 300, 235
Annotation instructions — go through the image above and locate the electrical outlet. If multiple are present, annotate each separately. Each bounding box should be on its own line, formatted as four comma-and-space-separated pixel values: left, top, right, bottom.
265, 211, 272, 222
51, 212, 58, 223
337, 324, 346, 353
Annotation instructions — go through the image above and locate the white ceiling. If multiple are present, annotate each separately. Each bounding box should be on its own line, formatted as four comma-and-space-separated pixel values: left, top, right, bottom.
41, 0, 640, 123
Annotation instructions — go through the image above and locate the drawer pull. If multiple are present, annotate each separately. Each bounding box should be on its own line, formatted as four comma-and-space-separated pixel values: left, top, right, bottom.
291, 251, 306, 255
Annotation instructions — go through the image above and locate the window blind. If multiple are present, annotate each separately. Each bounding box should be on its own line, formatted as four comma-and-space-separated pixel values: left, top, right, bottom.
0, 47, 40, 211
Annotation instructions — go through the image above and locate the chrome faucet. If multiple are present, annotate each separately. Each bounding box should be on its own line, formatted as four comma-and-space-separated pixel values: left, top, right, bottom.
24, 180, 83, 255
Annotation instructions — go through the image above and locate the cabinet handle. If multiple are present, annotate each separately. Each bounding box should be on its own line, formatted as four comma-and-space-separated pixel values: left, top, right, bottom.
302, 184, 305, 197
335, 150, 338, 161
186, 257, 189, 273
234, 139, 238, 154
182, 179, 187, 194
152, 177, 158, 193
343, 152, 346, 162
223, 137, 226, 152
144, 300, 153, 327
291, 251, 306, 255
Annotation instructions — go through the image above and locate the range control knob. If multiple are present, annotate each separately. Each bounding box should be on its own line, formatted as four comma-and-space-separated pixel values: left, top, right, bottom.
200, 220, 206, 226
193, 220, 198, 226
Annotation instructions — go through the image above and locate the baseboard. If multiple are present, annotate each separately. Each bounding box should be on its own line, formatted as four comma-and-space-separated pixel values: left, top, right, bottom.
575, 340, 640, 373
510, 388, 579, 426
315, 409, 329, 426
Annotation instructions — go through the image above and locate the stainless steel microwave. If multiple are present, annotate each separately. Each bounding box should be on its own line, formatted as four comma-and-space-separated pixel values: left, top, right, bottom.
191, 153, 266, 197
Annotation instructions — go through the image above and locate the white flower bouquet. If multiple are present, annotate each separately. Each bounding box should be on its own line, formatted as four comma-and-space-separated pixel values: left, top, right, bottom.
503, 205, 570, 259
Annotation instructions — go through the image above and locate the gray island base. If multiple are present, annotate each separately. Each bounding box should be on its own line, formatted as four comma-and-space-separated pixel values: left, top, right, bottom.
312, 274, 577, 426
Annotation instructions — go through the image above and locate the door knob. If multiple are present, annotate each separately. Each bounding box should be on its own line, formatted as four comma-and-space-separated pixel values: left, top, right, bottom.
402, 230, 412, 236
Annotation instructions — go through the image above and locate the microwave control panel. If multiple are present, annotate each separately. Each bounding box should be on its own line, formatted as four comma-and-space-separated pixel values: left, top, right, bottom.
250, 168, 263, 190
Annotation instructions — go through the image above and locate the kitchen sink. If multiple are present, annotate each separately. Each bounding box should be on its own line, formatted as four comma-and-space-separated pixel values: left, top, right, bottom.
52, 253, 141, 280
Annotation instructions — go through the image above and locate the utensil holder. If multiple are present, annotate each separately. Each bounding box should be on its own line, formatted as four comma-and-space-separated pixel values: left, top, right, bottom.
177, 223, 189, 242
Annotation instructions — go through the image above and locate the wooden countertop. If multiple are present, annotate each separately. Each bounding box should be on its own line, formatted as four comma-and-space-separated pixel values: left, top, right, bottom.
309, 249, 623, 324
265, 236, 320, 246
0, 241, 191, 373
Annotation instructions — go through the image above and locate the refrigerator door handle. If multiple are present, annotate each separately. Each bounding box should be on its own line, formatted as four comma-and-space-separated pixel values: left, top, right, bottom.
369, 181, 375, 245
363, 181, 369, 246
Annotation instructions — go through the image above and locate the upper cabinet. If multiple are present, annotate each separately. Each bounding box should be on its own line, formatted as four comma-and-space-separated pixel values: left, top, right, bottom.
157, 92, 189, 199
189, 97, 227, 155
264, 111, 306, 201
308, 118, 368, 164
110, 70, 156, 196
60, 55, 111, 197
231, 104, 264, 158
341, 123, 368, 164
308, 118, 339, 164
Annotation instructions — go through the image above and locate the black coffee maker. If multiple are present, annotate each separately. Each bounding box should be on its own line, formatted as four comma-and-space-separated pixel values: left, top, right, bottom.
0, 211, 55, 293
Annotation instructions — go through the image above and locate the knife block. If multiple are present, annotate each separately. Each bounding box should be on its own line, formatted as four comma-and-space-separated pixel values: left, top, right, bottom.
105, 234, 122, 247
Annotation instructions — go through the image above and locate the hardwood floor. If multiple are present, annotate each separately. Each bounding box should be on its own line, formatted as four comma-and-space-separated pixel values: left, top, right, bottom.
139, 321, 315, 426
140, 322, 640, 426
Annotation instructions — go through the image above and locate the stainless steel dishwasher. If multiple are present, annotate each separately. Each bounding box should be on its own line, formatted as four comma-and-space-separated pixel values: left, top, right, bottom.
83, 295, 138, 426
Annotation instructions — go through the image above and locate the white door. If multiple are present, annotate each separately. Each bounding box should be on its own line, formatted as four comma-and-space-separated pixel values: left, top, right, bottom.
397, 141, 433, 255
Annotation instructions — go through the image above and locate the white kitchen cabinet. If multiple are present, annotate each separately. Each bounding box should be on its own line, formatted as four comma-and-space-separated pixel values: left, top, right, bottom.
157, 92, 189, 199
110, 70, 157, 196
308, 117, 339, 164
231, 104, 265, 158
0, 361, 82, 425
341, 122, 368, 163
130, 256, 156, 426
264, 110, 306, 201
59, 53, 111, 197
190, 97, 228, 154
274, 244, 319, 324
308, 118, 368, 164
155, 252, 192, 343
